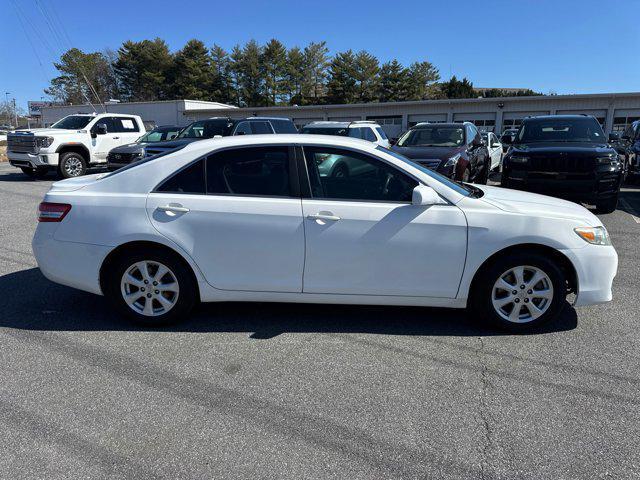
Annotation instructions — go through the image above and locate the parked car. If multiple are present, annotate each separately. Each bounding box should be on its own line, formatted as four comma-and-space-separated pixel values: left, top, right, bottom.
107, 125, 182, 170
500, 129, 519, 152
391, 122, 490, 183
610, 120, 640, 180
300, 121, 390, 148
7, 113, 145, 178
481, 131, 503, 172
501, 115, 623, 213
140, 116, 298, 158
33, 134, 617, 332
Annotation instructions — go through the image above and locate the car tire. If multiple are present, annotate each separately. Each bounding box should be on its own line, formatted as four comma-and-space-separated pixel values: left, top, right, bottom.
105, 248, 198, 327
471, 252, 566, 332
596, 196, 618, 214
58, 152, 87, 179
20, 166, 48, 179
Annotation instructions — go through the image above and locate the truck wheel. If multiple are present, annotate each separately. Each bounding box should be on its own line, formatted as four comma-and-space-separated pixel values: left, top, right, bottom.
596, 196, 618, 214
58, 152, 87, 178
20, 166, 48, 179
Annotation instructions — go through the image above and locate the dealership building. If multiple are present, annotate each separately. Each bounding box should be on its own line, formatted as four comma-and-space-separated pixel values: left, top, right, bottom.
40, 92, 640, 139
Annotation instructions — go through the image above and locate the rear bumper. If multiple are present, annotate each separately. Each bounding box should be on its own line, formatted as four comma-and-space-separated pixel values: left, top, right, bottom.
561, 244, 618, 307
503, 169, 623, 202
8, 151, 58, 168
32, 225, 111, 295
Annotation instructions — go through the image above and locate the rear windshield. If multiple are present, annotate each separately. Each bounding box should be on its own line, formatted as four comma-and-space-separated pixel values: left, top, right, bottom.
300, 127, 348, 136
178, 119, 232, 139
517, 117, 605, 143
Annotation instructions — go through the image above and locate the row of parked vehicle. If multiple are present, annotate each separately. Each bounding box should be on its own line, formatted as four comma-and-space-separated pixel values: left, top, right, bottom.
7, 111, 638, 213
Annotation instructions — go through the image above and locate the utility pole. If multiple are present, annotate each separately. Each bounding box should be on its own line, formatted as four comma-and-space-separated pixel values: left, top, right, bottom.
12, 98, 18, 127
4, 92, 9, 127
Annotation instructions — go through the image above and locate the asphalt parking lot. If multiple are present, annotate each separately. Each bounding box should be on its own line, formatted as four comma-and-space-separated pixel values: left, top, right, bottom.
0, 161, 639, 479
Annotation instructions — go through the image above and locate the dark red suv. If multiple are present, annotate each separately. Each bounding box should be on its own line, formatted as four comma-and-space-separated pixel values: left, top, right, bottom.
391, 122, 490, 183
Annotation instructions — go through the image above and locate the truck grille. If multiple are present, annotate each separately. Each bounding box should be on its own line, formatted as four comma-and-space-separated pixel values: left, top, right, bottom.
529, 156, 594, 173
7, 134, 37, 153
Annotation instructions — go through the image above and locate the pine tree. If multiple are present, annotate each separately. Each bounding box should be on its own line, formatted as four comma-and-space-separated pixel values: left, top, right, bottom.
378, 60, 411, 102
238, 40, 264, 107
229, 45, 245, 106
353, 50, 380, 103
261, 39, 287, 106
441, 75, 475, 99
210, 44, 233, 104
114, 38, 173, 101
326, 50, 358, 104
303, 42, 330, 103
171, 39, 212, 100
407, 61, 441, 100
285, 47, 305, 105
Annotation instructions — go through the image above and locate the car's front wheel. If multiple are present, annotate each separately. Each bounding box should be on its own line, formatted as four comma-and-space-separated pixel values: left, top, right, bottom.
105, 248, 197, 326
58, 152, 87, 178
472, 252, 566, 332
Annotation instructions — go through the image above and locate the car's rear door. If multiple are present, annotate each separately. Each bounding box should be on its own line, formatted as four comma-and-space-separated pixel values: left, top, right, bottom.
147, 145, 305, 292
298, 145, 467, 298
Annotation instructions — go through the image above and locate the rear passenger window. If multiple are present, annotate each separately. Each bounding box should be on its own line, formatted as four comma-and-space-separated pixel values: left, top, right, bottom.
234, 122, 252, 135
111, 117, 140, 132
206, 147, 290, 197
157, 160, 205, 194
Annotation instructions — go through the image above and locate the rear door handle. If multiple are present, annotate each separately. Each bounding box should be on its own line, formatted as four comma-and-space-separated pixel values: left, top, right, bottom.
307, 213, 340, 221
158, 204, 190, 213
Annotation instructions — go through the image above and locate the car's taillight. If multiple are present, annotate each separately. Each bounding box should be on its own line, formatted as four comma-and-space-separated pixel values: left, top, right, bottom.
38, 202, 71, 222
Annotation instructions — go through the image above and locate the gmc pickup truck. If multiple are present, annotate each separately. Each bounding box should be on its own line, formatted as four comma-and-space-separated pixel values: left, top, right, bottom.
7, 113, 145, 178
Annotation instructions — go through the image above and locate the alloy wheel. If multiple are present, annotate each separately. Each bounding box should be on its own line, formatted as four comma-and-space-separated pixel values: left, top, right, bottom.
64, 157, 84, 177
120, 261, 180, 316
491, 265, 554, 323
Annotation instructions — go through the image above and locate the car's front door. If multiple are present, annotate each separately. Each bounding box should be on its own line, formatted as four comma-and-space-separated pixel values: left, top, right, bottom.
299, 145, 468, 298
147, 145, 305, 292
91, 118, 122, 160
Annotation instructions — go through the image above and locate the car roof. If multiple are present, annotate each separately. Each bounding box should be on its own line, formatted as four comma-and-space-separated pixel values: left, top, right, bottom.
412, 122, 467, 128
522, 114, 596, 121
303, 121, 379, 128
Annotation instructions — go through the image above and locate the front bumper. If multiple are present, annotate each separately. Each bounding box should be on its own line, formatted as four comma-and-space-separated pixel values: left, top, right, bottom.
503, 168, 623, 202
8, 151, 59, 168
32, 224, 111, 295
561, 244, 618, 307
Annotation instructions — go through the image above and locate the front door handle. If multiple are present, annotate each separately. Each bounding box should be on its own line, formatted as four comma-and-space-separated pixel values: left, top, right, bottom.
158, 204, 190, 213
307, 213, 341, 222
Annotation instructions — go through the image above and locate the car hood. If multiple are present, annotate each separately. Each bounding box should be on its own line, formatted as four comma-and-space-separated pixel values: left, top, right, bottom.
392, 145, 461, 161
110, 142, 144, 154
9, 128, 79, 136
513, 142, 615, 155
476, 184, 601, 226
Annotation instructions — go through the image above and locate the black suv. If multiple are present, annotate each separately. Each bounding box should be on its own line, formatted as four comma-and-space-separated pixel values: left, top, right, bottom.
611, 119, 640, 181
107, 125, 182, 170
501, 115, 623, 213
123, 117, 297, 162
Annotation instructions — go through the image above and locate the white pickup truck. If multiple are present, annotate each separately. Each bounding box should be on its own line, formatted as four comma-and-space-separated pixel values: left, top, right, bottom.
7, 113, 145, 178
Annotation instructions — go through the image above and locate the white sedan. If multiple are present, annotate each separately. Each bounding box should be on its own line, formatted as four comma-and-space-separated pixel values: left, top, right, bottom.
32, 134, 618, 332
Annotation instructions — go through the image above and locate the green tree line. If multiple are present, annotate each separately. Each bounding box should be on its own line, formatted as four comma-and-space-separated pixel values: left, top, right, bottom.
45, 38, 540, 107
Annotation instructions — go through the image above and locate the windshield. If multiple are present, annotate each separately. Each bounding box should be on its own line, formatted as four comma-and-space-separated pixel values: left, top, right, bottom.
517, 117, 605, 143
138, 127, 182, 143
51, 115, 93, 130
178, 119, 231, 139
397, 126, 464, 147
376, 146, 473, 197
300, 126, 348, 136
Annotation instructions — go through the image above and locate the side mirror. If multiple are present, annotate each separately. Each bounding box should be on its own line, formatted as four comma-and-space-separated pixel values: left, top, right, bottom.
608, 132, 620, 142
92, 123, 107, 138
412, 185, 443, 206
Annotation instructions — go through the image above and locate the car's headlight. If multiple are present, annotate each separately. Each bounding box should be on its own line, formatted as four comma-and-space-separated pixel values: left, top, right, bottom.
574, 226, 611, 246
444, 153, 461, 167
36, 136, 54, 149
596, 155, 619, 165
509, 155, 529, 164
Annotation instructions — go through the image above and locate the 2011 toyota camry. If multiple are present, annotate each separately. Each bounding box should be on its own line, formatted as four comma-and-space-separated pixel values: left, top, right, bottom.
32, 134, 618, 332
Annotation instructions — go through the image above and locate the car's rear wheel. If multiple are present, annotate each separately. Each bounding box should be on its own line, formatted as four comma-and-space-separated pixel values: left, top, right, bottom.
58, 152, 87, 178
105, 248, 197, 326
596, 195, 618, 214
472, 252, 566, 332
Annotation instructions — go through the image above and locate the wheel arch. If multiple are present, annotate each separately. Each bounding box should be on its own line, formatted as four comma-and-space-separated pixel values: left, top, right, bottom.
56, 144, 90, 162
99, 240, 201, 301
466, 243, 578, 308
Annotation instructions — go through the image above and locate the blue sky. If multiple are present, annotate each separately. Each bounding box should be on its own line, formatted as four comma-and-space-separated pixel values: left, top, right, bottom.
1, 0, 638, 110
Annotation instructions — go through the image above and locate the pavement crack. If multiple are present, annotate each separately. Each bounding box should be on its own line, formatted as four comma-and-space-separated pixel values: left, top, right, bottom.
476, 336, 494, 480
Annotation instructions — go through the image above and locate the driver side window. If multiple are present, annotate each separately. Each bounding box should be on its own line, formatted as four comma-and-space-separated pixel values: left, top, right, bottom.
303, 146, 417, 202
